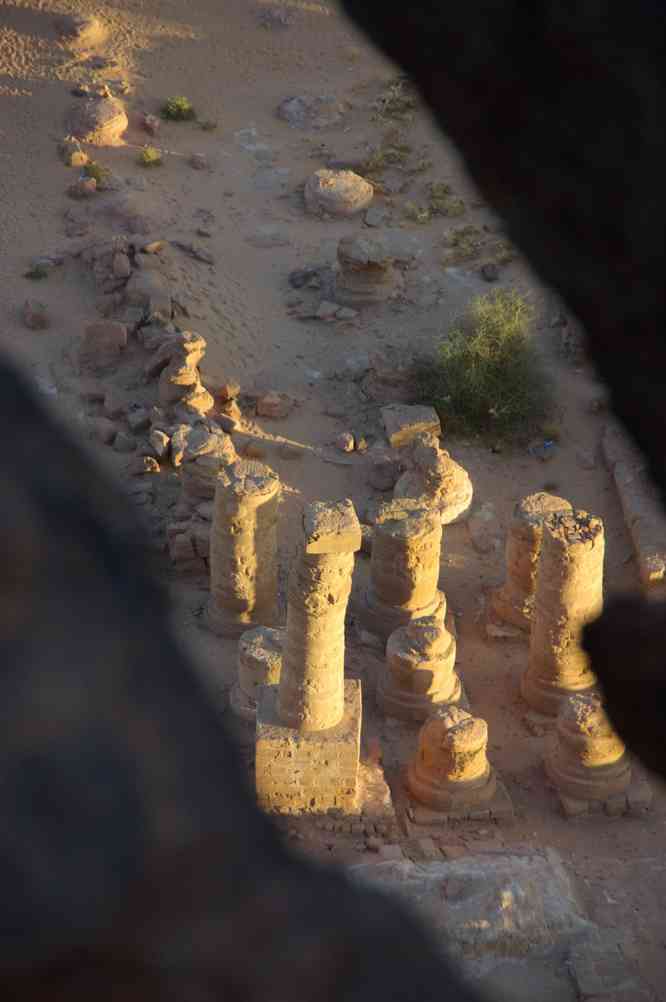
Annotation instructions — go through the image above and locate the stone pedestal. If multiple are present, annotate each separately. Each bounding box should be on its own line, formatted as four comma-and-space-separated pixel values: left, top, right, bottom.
256, 680, 362, 815
256, 499, 363, 814
377, 614, 462, 721
407, 707, 497, 811
359, 500, 445, 641
489, 492, 572, 632
544, 694, 639, 816
206, 460, 280, 637
521, 510, 603, 716
335, 233, 402, 306
230, 626, 284, 723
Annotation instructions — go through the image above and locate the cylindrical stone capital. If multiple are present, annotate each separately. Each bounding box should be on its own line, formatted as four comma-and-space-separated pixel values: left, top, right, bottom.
207, 459, 281, 637
490, 492, 572, 631
278, 499, 361, 732
522, 510, 603, 715
378, 614, 461, 720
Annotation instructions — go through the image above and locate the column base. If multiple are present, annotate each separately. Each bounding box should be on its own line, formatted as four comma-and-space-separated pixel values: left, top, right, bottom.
256, 680, 362, 815
357, 588, 446, 643
205, 598, 276, 638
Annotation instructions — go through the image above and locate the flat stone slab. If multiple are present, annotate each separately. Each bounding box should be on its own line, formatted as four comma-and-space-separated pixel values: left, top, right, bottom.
303, 498, 361, 554
381, 404, 441, 448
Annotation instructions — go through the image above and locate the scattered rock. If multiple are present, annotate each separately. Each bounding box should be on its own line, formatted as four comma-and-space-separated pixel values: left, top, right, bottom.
190, 153, 208, 171
368, 456, 402, 492
276, 94, 345, 130
289, 267, 319, 289
381, 404, 441, 448
65, 97, 128, 147
114, 432, 136, 453
141, 113, 160, 136
127, 407, 151, 433
335, 432, 355, 453
170, 425, 191, 467
316, 300, 340, 321
253, 167, 291, 195
304, 169, 374, 218
336, 306, 359, 322
22, 299, 49, 330
91, 417, 117, 445
55, 13, 107, 47
215, 380, 241, 402
130, 455, 160, 475
480, 262, 500, 282
79, 321, 127, 372
364, 205, 389, 228
246, 225, 291, 248
468, 502, 502, 554
256, 391, 293, 419
68, 177, 97, 199
172, 241, 215, 265
149, 428, 170, 459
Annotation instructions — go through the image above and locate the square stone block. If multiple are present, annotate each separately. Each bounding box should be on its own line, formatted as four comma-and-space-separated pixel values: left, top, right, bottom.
381, 403, 441, 448
303, 498, 361, 555
255, 680, 362, 815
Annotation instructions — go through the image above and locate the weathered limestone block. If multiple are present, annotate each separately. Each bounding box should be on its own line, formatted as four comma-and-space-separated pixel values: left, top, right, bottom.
304, 169, 374, 217
489, 492, 573, 631
545, 693, 632, 806
407, 706, 497, 811
394, 438, 473, 525
65, 97, 128, 146
381, 404, 441, 448
278, 499, 361, 731
181, 428, 237, 500
335, 233, 402, 306
256, 680, 362, 815
230, 626, 285, 723
206, 460, 281, 637
378, 614, 461, 721
78, 320, 128, 373
359, 499, 445, 641
522, 510, 603, 716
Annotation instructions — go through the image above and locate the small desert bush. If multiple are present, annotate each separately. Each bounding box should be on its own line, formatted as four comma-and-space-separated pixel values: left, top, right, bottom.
137, 145, 162, 168
83, 161, 111, 186
417, 289, 552, 439
161, 95, 196, 121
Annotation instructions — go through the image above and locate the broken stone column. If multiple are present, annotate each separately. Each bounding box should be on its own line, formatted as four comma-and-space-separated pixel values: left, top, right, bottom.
377, 614, 462, 721
360, 499, 445, 641
489, 492, 573, 631
230, 626, 284, 723
278, 499, 361, 731
394, 436, 473, 525
255, 499, 363, 814
206, 460, 281, 637
407, 706, 497, 811
544, 693, 641, 816
521, 510, 603, 716
335, 233, 402, 306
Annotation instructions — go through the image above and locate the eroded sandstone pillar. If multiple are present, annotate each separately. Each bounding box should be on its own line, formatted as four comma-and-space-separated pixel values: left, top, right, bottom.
489, 492, 573, 631
230, 626, 284, 723
206, 460, 280, 637
521, 510, 603, 716
407, 706, 496, 811
278, 499, 361, 731
360, 499, 445, 641
544, 693, 631, 806
256, 499, 363, 814
378, 614, 462, 721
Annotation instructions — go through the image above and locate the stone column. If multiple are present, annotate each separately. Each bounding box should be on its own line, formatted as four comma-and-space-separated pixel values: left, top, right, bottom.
378, 614, 462, 721
544, 694, 631, 808
489, 492, 572, 631
521, 510, 603, 716
206, 460, 280, 637
407, 706, 496, 811
256, 499, 363, 815
230, 626, 284, 723
278, 499, 361, 731
360, 499, 445, 641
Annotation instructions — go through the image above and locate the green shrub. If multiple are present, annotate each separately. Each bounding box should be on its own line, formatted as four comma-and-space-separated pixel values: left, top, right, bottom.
137, 145, 162, 168
161, 95, 196, 121
83, 161, 111, 186
417, 289, 551, 438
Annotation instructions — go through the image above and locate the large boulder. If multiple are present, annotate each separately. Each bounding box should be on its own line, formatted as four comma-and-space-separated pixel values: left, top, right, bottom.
65, 97, 128, 147
304, 169, 374, 218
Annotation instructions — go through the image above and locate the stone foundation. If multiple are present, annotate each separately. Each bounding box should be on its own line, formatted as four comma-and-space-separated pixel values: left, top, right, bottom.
255, 681, 362, 815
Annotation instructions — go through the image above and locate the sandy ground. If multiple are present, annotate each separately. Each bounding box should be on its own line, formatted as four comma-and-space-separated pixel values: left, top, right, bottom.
1, 0, 665, 995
